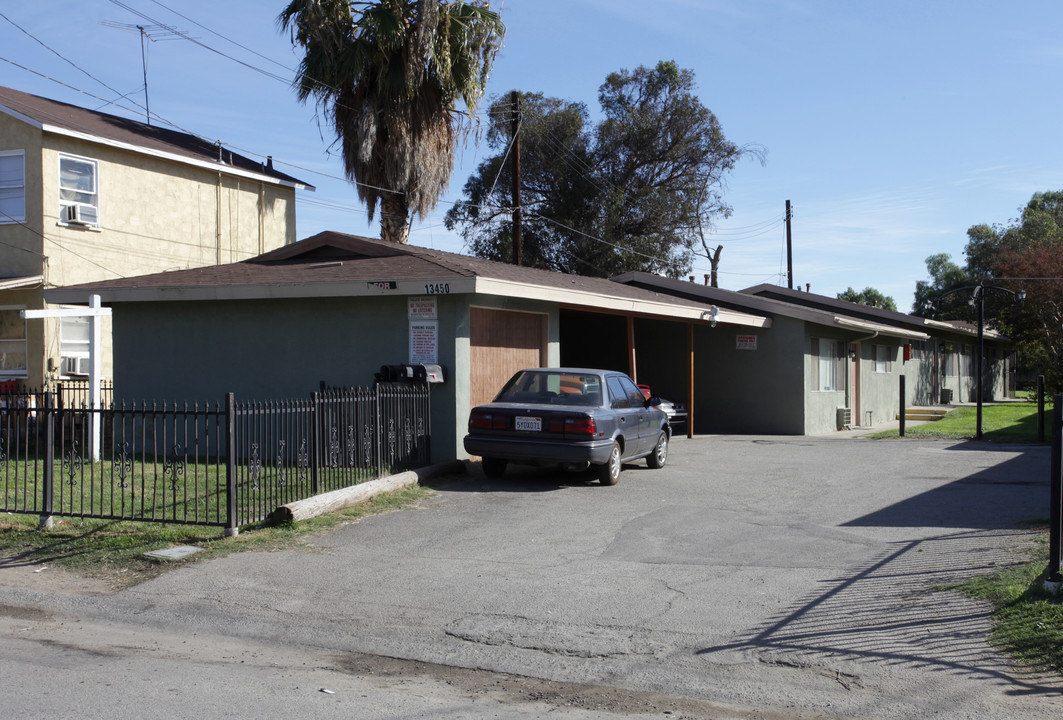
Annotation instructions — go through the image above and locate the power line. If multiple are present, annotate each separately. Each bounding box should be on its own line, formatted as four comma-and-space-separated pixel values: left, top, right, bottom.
0, 10, 150, 120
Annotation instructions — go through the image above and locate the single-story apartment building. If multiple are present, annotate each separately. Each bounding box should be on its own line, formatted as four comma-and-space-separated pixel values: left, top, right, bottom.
45, 232, 768, 462
612, 274, 1011, 435
46, 234, 1012, 460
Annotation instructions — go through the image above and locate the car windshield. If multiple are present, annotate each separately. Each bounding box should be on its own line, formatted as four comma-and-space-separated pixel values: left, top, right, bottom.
494, 370, 603, 407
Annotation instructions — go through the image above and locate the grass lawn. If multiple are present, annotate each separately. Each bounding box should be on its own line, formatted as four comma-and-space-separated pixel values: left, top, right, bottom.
0, 482, 436, 589
869, 400, 1052, 442
873, 400, 1063, 675
946, 530, 1063, 674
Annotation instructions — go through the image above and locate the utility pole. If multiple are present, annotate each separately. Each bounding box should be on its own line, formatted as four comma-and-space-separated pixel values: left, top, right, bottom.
785, 199, 793, 290
510, 90, 523, 266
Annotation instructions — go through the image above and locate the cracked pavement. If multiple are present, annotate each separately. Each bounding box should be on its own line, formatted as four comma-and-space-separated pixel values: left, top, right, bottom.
1, 435, 1061, 718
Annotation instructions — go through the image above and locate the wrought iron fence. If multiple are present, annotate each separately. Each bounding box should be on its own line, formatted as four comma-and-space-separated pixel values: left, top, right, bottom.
0, 379, 114, 412
0, 383, 430, 532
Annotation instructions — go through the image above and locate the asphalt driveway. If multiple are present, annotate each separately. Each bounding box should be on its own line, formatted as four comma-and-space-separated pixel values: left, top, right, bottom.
2, 434, 1061, 719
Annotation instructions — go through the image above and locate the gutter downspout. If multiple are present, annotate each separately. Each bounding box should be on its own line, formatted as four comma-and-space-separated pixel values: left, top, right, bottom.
216, 172, 223, 265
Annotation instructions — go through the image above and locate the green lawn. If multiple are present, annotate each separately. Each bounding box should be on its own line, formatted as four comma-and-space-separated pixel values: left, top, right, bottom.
1, 457, 378, 527
876, 400, 1063, 674
0, 482, 435, 589
871, 400, 1053, 442
946, 531, 1063, 674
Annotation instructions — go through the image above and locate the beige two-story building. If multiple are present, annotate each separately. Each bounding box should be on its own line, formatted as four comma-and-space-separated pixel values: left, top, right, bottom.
0, 85, 311, 391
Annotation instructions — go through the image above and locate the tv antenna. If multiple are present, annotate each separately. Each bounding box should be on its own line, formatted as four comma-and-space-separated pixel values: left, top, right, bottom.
100, 21, 185, 125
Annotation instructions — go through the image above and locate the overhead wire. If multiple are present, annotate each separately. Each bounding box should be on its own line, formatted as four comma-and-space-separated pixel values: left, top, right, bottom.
0, 207, 127, 278
0, 9, 150, 120
4, 3, 792, 283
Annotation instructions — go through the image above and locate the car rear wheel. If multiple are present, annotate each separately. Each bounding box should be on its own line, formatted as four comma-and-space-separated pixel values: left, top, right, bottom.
597, 441, 622, 485
482, 457, 507, 478
647, 431, 668, 469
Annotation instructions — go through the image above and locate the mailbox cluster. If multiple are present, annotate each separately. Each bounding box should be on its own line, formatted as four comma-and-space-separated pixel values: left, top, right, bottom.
377, 364, 445, 384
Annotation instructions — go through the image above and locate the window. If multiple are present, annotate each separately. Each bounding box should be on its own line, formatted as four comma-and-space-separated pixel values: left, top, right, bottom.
0, 306, 28, 376
0, 150, 25, 223
606, 376, 630, 408
874, 345, 892, 374
617, 375, 647, 408
812, 338, 844, 391
59, 154, 99, 226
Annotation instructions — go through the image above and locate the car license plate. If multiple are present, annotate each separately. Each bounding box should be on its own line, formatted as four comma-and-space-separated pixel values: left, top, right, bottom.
515, 416, 541, 432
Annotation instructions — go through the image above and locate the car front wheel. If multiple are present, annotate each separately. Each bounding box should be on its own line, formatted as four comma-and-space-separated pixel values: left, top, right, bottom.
647, 431, 668, 469
597, 441, 622, 486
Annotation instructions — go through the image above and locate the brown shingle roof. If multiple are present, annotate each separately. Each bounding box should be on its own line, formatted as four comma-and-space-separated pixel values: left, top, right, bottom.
0, 85, 309, 188
48, 231, 754, 317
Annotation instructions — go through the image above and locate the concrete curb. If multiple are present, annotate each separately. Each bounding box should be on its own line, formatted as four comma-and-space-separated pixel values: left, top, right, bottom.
269, 459, 468, 524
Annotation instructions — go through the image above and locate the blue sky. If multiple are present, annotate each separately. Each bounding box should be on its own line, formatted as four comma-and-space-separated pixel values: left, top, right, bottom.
3, 1, 1062, 310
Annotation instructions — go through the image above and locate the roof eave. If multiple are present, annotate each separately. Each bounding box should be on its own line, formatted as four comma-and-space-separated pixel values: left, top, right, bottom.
475, 277, 771, 327
41, 124, 314, 191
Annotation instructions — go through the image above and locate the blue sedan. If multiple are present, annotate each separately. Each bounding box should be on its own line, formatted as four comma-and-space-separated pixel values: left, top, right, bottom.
463, 368, 670, 485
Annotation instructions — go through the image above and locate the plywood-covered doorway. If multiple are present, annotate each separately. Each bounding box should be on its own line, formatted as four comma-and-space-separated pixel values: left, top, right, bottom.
470, 307, 548, 407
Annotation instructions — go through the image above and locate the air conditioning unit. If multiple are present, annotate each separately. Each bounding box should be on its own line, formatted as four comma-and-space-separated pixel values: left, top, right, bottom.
60, 356, 91, 376
62, 203, 98, 226
836, 407, 852, 431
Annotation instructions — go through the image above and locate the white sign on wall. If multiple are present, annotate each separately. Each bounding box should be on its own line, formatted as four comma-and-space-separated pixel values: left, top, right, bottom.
408, 296, 437, 320
410, 321, 438, 364
736, 334, 758, 351
409, 296, 439, 364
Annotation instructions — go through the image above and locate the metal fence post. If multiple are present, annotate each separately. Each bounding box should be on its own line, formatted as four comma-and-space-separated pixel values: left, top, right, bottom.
311, 391, 321, 495
1049, 396, 1062, 590
899, 375, 906, 437
224, 392, 239, 537
39, 392, 55, 530
375, 383, 384, 476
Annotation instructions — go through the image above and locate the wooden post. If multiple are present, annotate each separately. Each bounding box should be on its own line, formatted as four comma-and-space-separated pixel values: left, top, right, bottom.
626, 316, 637, 381
785, 200, 793, 290
510, 89, 523, 266
687, 322, 694, 439
899, 375, 906, 437
1048, 397, 1062, 590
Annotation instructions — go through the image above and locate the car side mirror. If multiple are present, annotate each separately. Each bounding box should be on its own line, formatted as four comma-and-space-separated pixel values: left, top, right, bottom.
646, 396, 663, 408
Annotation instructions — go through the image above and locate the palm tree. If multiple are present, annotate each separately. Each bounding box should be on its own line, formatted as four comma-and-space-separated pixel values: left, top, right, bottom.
279, 0, 504, 243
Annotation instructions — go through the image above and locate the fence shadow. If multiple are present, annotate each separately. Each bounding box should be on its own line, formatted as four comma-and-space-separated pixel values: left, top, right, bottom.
697, 529, 1063, 697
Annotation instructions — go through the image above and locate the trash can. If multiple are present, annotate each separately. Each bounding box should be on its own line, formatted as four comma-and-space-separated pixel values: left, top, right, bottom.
940, 388, 953, 404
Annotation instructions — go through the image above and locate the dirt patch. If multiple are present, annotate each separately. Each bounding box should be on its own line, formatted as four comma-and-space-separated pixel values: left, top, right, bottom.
332, 652, 839, 719
0, 553, 132, 593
